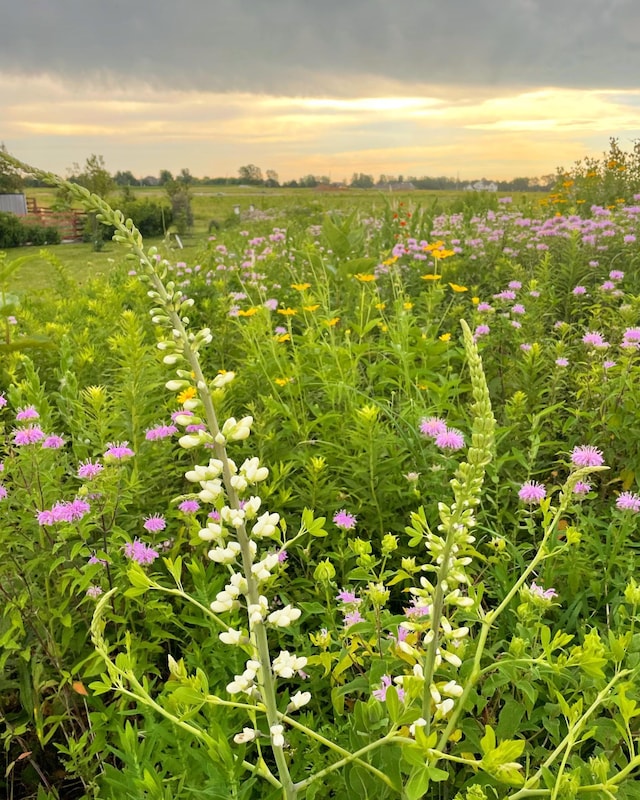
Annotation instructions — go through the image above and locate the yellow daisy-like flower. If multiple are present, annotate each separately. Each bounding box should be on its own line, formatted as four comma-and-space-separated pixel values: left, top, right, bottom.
471, 296, 480, 305
303, 304, 320, 312
275, 377, 292, 386
432, 249, 455, 259
375, 302, 386, 310
326, 317, 340, 327
421, 274, 442, 281
449, 283, 468, 293
177, 386, 197, 404
439, 332, 452, 342
277, 307, 297, 316
354, 273, 376, 282
382, 256, 398, 266
423, 240, 445, 252
291, 283, 311, 291
276, 333, 291, 343
237, 307, 259, 317
403, 302, 414, 310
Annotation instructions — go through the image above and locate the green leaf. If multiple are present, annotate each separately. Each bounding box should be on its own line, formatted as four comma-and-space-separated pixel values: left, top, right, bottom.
405, 766, 431, 800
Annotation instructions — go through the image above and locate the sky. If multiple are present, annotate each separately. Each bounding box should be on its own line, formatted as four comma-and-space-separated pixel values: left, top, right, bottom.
2, 0, 640, 182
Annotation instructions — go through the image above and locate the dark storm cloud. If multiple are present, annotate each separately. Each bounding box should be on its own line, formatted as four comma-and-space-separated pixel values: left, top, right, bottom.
1, 0, 639, 94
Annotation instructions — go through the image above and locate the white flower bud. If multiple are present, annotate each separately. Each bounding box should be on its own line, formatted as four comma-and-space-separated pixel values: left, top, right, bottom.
212, 371, 235, 389
270, 724, 285, 748
165, 379, 189, 391
233, 727, 257, 744
288, 691, 311, 711
252, 511, 280, 538
267, 605, 301, 627
219, 628, 244, 645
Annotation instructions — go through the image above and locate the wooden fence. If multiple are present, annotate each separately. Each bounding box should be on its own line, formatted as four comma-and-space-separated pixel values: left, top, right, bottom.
26, 197, 86, 241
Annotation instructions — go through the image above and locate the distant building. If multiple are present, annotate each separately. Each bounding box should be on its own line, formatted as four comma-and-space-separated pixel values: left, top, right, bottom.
0, 193, 27, 215
383, 181, 416, 192
463, 180, 498, 192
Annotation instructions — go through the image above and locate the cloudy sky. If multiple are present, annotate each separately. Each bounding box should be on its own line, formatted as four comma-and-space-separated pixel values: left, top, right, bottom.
2, 0, 640, 181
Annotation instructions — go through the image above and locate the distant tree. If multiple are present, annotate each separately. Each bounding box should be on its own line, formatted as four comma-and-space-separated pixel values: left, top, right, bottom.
64, 154, 114, 250
350, 172, 374, 189
238, 164, 264, 185
164, 180, 193, 234
283, 179, 299, 188
113, 170, 139, 186
0, 143, 23, 193
265, 169, 279, 187
178, 168, 194, 186
159, 169, 174, 185
298, 174, 318, 188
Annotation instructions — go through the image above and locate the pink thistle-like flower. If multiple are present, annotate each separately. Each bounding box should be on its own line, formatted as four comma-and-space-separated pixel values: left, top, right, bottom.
404, 599, 431, 618
278, 550, 288, 562
555, 357, 569, 367
13, 426, 45, 445
67, 498, 91, 521
337, 589, 360, 604
572, 286, 587, 296
0, 394, 6, 408
333, 509, 357, 530
511, 304, 526, 314
508, 280, 522, 289
16, 406, 39, 421
520, 343, 532, 352
178, 499, 200, 514
208, 509, 221, 521
123, 539, 159, 565
572, 481, 591, 495
474, 324, 490, 337
582, 331, 608, 348
0, 484, 7, 500
143, 514, 167, 533
435, 428, 465, 451
530, 581, 558, 600
609, 270, 624, 280
343, 610, 364, 628
104, 441, 135, 460
571, 445, 605, 468
77, 460, 104, 480
518, 481, 546, 504
42, 435, 65, 449
419, 416, 448, 438
603, 360, 616, 369
86, 586, 103, 598
477, 302, 493, 312
616, 492, 640, 512
373, 675, 405, 702
145, 424, 179, 441
88, 554, 108, 566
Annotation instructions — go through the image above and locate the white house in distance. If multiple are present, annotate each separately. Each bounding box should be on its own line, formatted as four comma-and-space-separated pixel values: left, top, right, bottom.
463, 180, 498, 192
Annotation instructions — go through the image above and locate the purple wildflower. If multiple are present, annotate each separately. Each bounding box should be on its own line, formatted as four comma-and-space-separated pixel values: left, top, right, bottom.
123, 539, 159, 565
508, 280, 522, 289
520, 343, 532, 352
145, 424, 178, 441
477, 302, 493, 312
13, 426, 45, 445
572, 286, 587, 296
435, 428, 465, 451
343, 610, 364, 628
616, 492, 640, 512
0, 394, 6, 408
278, 550, 288, 562
86, 586, 103, 598
337, 590, 360, 604
88, 554, 108, 566
143, 514, 167, 533
42, 435, 65, 449
77, 460, 104, 480
571, 445, 605, 468
333, 509, 357, 530
609, 270, 624, 280
104, 441, 135, 460
16, 406, 39, 421
511, 304, 526, 314
419, 416, 448, 438
0, 484, 7, 500
518, 481, 546, 504
530, 582, 558, 600
474, 324, 490, 337
582, 331, 608, 348
373, 675, 405, 702
572, 481, 591, 495
555, 357, 569, 367
178, 499, 200, 514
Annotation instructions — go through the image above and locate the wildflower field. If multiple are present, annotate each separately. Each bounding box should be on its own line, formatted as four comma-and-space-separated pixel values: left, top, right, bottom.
2, 148, 640, 800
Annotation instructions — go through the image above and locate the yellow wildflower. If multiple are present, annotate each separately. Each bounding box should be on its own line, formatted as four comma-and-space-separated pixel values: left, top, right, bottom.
303, 304, 320, 312
421, 274, 442, 281
471, 296, 480, 305
432, 249, 455, 259
382, 256, 398, 266
277, 307, 297, 316
375, 302, 386, 310
276, 333, 291, 343
326, 317, 340, 327
448, 283, 468, 293
355, 273, 376, 282
291, 283, 311, 291
237, 307, 259, 317
275, 377, 292, 386
403, 302, 414, 310
439, 333, 452, 342
177, 386, 197, 404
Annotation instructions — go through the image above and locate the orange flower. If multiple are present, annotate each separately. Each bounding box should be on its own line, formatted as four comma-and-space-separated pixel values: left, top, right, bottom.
277, 307, 297, 316
291, 283, 311, 291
